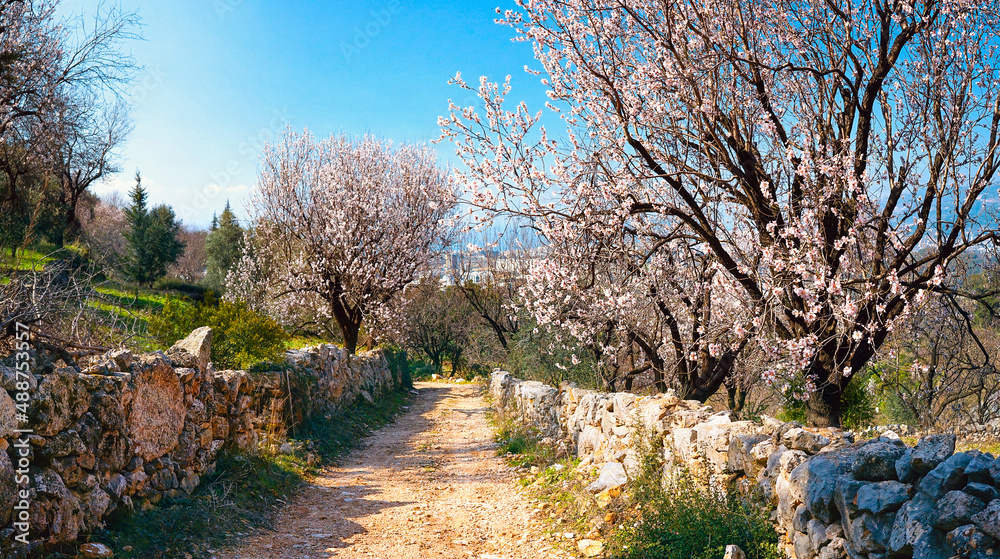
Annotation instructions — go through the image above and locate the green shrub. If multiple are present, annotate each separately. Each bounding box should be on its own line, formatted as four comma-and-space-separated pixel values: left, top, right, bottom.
150, 293, 288, 370
503, 320, 600, 389
777, 370, 877, 429
611, 477, 780, 559
840, 370, 877, 430
153, 276, 210, 301
409, 359, 437, 380
611, 435, 779, 559
383, 348, 413, 388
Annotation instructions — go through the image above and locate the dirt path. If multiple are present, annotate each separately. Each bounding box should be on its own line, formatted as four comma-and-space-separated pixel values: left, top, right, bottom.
220, 381, 573, 559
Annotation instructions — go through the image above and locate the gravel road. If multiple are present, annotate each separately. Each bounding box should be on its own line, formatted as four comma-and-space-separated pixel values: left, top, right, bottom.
220, 381, 572, 559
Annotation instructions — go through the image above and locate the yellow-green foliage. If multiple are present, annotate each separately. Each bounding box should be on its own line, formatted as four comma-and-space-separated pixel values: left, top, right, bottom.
150, 292, 289, 370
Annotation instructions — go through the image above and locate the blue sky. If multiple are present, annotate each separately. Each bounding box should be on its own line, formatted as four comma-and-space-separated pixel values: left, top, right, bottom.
56, 0, 548, 228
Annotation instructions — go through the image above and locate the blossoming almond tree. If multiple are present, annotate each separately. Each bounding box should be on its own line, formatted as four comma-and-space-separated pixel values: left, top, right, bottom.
229, 129, 457, 354
442, 0, 1000, 426
519, 201, 756, 401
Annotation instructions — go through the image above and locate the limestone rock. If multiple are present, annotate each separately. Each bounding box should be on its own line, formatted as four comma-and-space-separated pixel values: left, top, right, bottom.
807, 518, 829, 549
90, 390, 126, 431
723, 544, 746, 559
818, 537, 847, 559
947, 523, 996, 557
853, 440, 906, 481
727, 433, 768, 475
856, 480, 910, 515
34, 469, 83, 543
889, 491, 937, 554
587, 461, 628, 493
987, 457, 1000, 488
128, 355, 184, 461
965, 482, 1000, 504
793, 532, 813, 558
0, 388, 18, 439
167, 326, 212, 372
849, 511, 894, 553
577, 539, 603, 557
0, 364, 36, 393
973, 499, 1000, 540
919, 451, 972, 499
782, 427, 831, 454
896, 447, 916, 483
0, 450, 16, 526
934, 490, 986, 531
33, 367, 90, 436
911, 529, 953, 559
911, 433, 956, 476
81, 487, 112, 529
104, 473, 127, 500
833, 476, 865, 528
108, 348, 134, 371
789, 448, 856, 524
792, 503, 811, 533
964, 451, 994, 485
180, 472, 200, 494
80, 542, 114, 558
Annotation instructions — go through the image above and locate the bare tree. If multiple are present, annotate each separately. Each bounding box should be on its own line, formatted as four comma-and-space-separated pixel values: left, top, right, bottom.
168, 225, 208, 283
449, 229, 534, 352
55, 97, 130, 243
77, 191, 127, 271
878, 289, 1000, 429
0, 1, 137, 250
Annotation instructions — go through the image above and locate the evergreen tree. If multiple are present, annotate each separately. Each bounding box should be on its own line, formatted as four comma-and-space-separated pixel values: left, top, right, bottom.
147, 204, 185, 279
123, 171, 185, 285
203, 200, 244, 293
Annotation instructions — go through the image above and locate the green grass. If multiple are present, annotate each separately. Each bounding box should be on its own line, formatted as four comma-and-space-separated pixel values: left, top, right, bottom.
0, 247, 57, 271
37, 388, 412, 559
286, 335, 330, 350
952, 438, 1000, 456
94, 285, 169, 313
296, 389, 409, 457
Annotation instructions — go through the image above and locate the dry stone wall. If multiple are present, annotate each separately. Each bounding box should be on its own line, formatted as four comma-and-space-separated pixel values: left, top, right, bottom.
491, 371, 1000, 559
0, 327, 398, 553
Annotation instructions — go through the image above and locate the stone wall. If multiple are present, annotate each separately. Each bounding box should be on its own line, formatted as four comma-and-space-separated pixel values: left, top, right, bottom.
491, 371, 1000, 559
0, 327, 398, 553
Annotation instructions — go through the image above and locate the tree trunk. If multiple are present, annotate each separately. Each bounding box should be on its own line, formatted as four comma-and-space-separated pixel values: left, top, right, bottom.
329, 289, 362, 354
340, 320, 360, 354
727, 382, 747, 415
805, 382, 843, 427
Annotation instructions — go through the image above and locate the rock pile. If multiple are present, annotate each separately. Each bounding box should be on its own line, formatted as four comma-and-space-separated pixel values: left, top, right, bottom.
0, 328, 398, 552
491, 371, 1000, 559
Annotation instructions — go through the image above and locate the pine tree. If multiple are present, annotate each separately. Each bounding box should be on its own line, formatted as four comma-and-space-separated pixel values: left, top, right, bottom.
123, 171, 185, 285
147, 204, 185, 280
204, 200, 244, 293
123, 171, 151, 284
